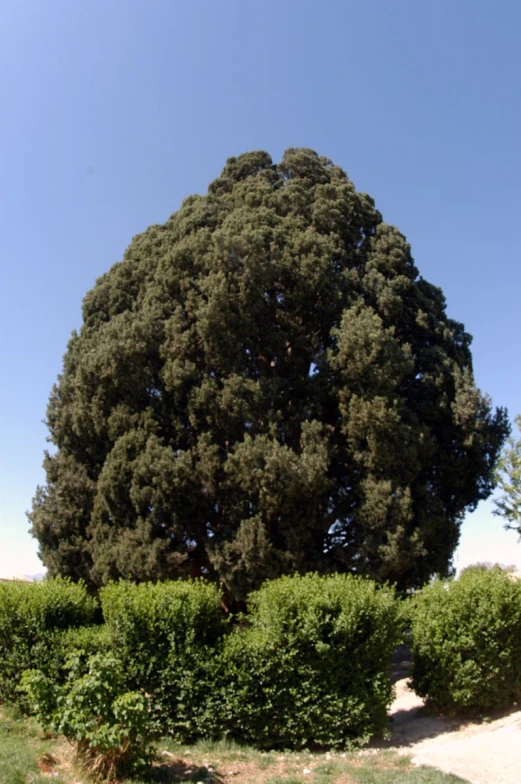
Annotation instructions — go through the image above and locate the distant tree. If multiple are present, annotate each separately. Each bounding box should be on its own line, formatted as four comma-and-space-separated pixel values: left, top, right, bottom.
494, 414, 521, 537
28, 149, 509, 601
459, 562, 517, 576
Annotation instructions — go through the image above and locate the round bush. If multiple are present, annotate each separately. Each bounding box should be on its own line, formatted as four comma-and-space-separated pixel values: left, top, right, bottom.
409, 568, 521, 714
217, 573, 399, 749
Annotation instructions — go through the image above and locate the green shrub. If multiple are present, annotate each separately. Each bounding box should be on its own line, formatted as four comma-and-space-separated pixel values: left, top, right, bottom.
100, 579, 225, 739
409, 568, 521, 714
21, 652, 155, 780
0, 578, 97, 706
54, 623, 112, 676
396, 594, 415, 633
57, 622, 111, 656
217, 573, 399, 749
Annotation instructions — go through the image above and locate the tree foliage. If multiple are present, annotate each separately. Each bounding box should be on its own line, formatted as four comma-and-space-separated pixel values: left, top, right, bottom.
493, 413, 521, 537
29, 148, 509, 599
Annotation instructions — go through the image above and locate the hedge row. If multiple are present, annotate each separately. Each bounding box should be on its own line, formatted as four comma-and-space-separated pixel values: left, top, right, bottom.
99, 574, 398, 747
2, 568, 521, 750
0, 573, 398, 748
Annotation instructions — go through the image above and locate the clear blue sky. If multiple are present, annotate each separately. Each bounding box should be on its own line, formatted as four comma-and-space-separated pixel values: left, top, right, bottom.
1, 0, 520, 578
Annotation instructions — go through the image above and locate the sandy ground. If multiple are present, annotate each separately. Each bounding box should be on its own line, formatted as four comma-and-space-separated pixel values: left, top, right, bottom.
385, 644, 521, 784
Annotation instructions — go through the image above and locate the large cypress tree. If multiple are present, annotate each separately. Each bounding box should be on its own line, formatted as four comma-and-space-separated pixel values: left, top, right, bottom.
29, 149, 509, 599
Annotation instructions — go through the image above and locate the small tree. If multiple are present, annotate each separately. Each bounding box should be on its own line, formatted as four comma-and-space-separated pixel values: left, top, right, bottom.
21, 653, 155, 780
494, 414, 521, 537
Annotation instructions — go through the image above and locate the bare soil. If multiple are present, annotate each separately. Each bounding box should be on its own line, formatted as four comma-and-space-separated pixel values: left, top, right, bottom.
384, 642, 521, 784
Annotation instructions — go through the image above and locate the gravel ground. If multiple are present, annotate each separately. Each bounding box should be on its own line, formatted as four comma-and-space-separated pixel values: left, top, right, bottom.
386, 645, 521, 784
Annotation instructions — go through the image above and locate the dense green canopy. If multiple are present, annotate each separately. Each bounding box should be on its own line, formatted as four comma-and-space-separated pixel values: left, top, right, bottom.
29, 149, 509, 599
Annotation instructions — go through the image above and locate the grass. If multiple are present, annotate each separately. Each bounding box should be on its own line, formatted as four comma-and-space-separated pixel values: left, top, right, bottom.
0, 705, 67, 784
0, 708, 468, 784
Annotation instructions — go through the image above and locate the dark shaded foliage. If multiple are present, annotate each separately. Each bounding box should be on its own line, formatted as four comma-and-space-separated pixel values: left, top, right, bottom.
29, 148, 508, 598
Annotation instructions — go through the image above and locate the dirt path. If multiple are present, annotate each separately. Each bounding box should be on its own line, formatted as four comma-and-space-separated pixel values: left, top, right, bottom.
384, 644, 521, 784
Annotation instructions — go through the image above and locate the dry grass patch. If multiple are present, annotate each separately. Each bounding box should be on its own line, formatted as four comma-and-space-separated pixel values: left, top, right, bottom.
153, 741, 466, 784
0, 710, 468, 784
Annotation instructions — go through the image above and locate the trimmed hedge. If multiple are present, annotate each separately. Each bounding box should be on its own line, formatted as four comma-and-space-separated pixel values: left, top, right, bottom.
100, 579, 225, 738
409, 568, 521, 714
5, 575, 400, 749
99, 575, 398, 748
217, 573, 399, 749
0, 578, 97, 706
